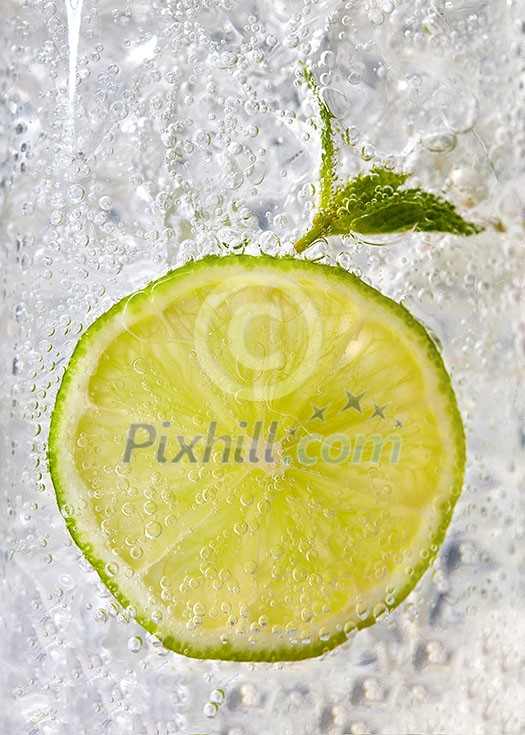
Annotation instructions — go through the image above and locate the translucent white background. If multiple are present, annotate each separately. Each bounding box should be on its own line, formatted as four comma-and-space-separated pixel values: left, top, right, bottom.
1, 0, 524, 732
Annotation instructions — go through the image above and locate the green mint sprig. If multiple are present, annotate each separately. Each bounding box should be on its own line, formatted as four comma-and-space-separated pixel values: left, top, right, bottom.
295, 65, 482, 253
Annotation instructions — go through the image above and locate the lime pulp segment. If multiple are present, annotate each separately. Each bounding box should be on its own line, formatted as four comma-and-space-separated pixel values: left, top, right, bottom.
48, 254, 465, 661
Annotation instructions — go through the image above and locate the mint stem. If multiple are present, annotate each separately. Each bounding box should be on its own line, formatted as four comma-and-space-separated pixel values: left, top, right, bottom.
295, 219, 330, 253
300, 63, 336, 210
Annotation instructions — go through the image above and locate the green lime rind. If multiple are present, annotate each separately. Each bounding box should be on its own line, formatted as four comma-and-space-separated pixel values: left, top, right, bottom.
48, 254, 465, 662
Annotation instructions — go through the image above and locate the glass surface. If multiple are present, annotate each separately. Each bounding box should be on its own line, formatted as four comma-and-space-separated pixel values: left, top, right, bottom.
1, 1, 523, 733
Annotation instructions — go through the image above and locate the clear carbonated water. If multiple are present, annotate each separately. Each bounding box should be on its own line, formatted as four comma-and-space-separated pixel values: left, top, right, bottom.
1, 0, 524, 733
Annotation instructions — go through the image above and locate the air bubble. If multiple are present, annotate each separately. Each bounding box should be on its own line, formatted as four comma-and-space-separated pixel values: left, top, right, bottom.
244, 99, 259, 116
204, 702, 219, 719
98, 196, 112, 210
68, 184, 85, 203
273, 213, 288, 231
110, 101, 129, 120
344, 620, 357, 638
292, 566, 307, 583
372, 602, 388, 620
368, 8, 384, 25
301, 607, 313, 622
151, 610, 163, 624
210, 689, 225, 704
215, 51, 238, 69
193, 129, 211, 149
132, 358, 147, 374
421, 132, 457, 153
284, 34, 299, 49
95, 608, 109, 624
361, 143, 375, 161
145, 521, 162, 539
193, 602, 207, 617
144, 500, 157, 515
320, 50, 335, 67
128, 635, 143, 652
439, 86, 478, 133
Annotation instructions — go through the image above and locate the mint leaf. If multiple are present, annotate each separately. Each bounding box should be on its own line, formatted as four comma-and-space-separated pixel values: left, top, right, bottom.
295, 166, 482, 252
342, 168, 411, 203
295, 66, 483, 253
330, 168, 483, 237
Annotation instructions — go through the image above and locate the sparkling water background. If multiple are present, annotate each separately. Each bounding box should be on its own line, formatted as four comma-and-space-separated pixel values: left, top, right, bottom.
1, 0, 524, 733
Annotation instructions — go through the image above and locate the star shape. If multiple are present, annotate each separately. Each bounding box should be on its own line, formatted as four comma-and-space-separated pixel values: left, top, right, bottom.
394, 418, 404, 429
371, 402, 388, 420
341, 390, 366, 413
309, 404, 328, 422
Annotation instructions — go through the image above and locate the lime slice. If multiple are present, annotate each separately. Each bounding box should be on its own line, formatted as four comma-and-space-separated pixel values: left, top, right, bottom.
48, 254, 465, 661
